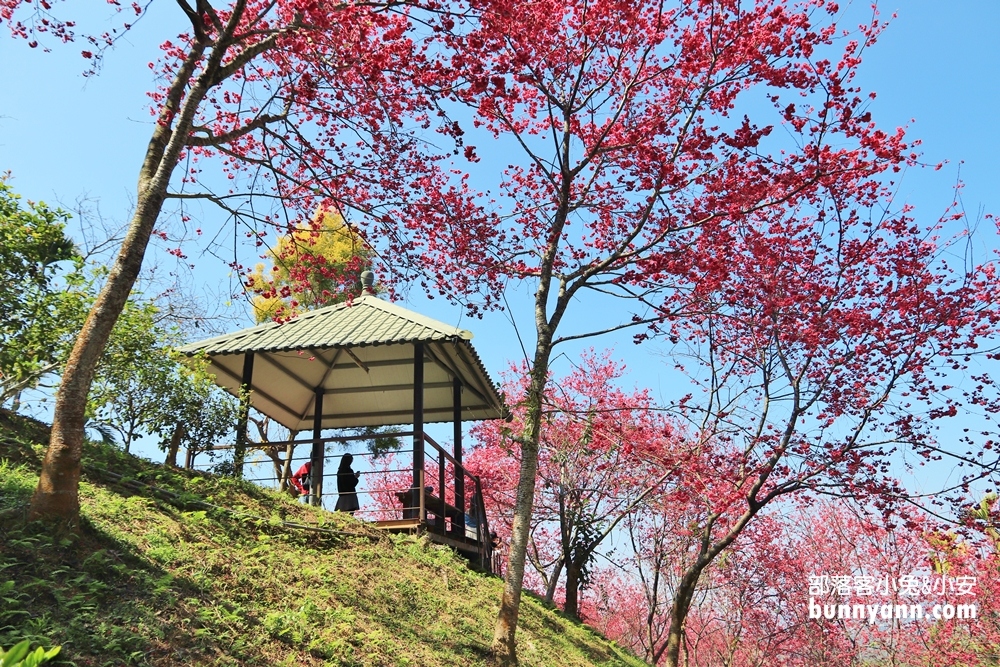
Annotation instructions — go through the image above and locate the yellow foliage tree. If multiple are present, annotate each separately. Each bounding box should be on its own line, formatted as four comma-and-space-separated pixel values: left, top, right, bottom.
244, 209, 395, 487
246, 209, 372, 323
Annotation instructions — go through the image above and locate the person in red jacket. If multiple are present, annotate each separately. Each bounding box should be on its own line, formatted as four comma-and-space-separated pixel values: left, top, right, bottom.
290, 461, 312, 502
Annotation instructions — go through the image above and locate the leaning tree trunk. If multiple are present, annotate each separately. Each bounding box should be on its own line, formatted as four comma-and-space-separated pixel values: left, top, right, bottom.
27, 185, 170, 524
27, 32, 218, 524
544, 556, 564, 605
659, 503, 767, 667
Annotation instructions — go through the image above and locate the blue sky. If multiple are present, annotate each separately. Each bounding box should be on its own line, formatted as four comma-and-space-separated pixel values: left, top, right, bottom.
2, 1, 999, 495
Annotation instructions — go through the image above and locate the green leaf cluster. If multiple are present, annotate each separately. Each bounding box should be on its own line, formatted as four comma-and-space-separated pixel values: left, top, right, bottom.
0, 641, 60, 667
0, 178, 237, 459
0, 177, 87, 408
87, 303, 239, 455
87, 300, 179, 452
155, 351, 241, 463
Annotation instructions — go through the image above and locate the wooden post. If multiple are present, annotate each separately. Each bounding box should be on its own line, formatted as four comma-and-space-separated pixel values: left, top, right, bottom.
474, 477, 493, 574
412, 343, 425, 518
233, 352, 255, 479
419, 469, 426, 523
438, 446, 446, 535
453, 378, 465, 534
311, 388, 325, 507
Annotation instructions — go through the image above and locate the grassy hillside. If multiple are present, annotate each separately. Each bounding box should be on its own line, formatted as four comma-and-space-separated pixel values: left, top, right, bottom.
0, 411, 645, 667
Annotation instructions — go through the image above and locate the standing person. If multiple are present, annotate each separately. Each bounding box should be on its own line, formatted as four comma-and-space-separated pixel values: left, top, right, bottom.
335, 453, 361, 514
290, 460, 312, 503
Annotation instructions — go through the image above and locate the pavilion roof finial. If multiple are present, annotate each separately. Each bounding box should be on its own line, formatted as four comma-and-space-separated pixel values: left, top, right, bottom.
360, 269, 375, 295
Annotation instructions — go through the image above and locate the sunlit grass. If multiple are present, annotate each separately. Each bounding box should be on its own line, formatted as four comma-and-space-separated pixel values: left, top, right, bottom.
0, 413, 642, 666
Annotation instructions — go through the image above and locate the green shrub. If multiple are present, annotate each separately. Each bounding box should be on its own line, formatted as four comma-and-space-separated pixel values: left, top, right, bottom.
0, 640, 60, 667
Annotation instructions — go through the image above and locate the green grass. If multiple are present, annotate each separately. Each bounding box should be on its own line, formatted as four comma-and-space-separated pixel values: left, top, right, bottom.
0, 412, 645, 667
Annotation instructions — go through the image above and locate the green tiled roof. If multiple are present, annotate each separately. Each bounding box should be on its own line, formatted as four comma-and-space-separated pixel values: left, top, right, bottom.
178, 295, 505, 430
178, 295, 473, 355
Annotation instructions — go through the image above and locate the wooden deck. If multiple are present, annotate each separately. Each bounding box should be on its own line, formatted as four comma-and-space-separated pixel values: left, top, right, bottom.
372, 516, 496, 570
373, 478, 497, 572
372, 518, 422, 531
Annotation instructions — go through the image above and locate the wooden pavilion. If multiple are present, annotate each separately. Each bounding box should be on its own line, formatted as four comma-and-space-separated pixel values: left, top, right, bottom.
178, 277, 507, 571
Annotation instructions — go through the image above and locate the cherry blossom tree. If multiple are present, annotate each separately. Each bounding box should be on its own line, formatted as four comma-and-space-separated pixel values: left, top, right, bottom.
466, 351, 681, 618
380, 0, 1000, 661
588, 502, 952, 666
3, 0, 462, 526
622, 154, 1000, 665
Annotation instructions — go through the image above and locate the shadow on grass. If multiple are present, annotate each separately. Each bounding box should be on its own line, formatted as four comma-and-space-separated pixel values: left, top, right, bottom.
0, 445, 273, 666
0, 511, 252, 666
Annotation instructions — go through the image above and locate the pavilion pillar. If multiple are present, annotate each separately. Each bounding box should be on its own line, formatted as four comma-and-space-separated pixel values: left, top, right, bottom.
233, 352, 254, 479
311, 388, 325, 507
412, 343, 425, 515
453, 378, 465, 531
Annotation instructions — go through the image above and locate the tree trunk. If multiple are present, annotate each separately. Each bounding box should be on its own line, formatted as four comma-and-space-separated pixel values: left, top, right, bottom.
27, 30, 215, 524
563, 561, 581, 620
262, 445, 296, 494
659, 567, 702, 667
28, 187, 167, 524
492, 352, 551, 665
544, 556, 564, 605
263, 447, 282, 479
278, 437, 296, 492
658, 506, 764, 667
165, 422, 184, 467
491, 436, 540, 665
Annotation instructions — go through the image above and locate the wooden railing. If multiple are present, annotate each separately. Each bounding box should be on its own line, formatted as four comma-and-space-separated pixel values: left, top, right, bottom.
190, 430, 500, 574
394, 433, 495, 573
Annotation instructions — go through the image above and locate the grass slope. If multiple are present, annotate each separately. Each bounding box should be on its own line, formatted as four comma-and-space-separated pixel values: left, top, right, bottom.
0, 412, 645, 667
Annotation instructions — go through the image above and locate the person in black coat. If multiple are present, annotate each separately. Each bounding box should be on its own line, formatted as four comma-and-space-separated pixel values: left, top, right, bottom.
334, 453, 361, 514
